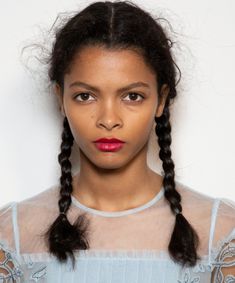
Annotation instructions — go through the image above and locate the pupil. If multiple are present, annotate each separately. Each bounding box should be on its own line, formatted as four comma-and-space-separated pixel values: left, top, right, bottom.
130, 93, 137, 100
82, 93, 89, 100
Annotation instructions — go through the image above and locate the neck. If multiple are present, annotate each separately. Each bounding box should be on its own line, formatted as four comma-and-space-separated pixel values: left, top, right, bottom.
72, 150, 163, 212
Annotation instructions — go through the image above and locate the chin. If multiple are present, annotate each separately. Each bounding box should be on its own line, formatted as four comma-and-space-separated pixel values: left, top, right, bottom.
88, 155, 131, 171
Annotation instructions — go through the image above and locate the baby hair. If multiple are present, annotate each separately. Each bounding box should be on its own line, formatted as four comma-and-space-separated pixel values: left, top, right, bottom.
44, 0, 200, 269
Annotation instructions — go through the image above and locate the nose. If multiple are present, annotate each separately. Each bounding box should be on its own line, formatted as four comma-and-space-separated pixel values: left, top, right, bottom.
96, 100, 123, 130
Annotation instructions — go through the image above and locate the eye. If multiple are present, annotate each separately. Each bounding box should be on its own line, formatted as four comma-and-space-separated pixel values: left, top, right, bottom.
123, 92, 144, 102
74, 92, 144, 102
74, 92, 95, 102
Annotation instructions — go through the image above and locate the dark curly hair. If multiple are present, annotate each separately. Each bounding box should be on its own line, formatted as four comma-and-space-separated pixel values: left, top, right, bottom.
44, 0, 200, 270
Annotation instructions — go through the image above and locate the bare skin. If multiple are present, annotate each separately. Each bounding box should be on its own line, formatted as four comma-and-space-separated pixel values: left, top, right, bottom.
55, 46, 169, 212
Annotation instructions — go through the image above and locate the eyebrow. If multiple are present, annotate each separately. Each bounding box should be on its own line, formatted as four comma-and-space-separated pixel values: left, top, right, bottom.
69, 81, 150, 92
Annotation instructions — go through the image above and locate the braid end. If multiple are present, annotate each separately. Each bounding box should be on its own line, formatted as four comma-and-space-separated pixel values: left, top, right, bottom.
45, 213, 90, 269
168, 213, 200, 267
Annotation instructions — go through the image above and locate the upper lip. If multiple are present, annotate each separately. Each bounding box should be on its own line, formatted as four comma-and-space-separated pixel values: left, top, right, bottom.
93, 138, 125, 143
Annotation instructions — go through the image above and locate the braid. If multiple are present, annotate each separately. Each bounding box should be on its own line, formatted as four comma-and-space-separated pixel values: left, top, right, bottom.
155, 100, 200, 267
58, 116, 74, 215
45, 117, 90, 269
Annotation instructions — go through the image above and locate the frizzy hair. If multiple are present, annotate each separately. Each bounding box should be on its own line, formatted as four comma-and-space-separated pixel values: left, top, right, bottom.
44, 0, 200, 269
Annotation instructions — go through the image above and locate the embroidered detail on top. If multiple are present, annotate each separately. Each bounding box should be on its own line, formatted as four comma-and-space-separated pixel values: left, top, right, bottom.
30, 265, 47, 282
0, 246, 23, 281
212, 240, 235, 283
177, 268, 200, 283
192, 262, 213, 273
25, 254, 35, 269
21, 254, 47, 282
224, 275, 235, 283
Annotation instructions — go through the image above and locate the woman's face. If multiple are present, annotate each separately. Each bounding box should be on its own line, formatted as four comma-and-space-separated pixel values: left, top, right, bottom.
55, 46, 168, 170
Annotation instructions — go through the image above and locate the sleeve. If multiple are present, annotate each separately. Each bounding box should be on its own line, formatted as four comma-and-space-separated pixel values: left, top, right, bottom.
210, 198, 235, 282
0, 202, 23, 282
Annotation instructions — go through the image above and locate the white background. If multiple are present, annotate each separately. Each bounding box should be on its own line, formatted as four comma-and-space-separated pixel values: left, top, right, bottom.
0, 0, 234, 206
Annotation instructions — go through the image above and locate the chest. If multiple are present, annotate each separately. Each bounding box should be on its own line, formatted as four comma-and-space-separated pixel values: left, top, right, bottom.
18, 251, 213, 283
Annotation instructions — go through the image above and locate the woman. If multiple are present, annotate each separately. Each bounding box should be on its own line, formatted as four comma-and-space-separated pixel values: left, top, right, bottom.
0, 1, 234, 282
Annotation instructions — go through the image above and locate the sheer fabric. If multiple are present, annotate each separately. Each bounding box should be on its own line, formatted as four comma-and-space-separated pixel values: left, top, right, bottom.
0, 181, 234, 282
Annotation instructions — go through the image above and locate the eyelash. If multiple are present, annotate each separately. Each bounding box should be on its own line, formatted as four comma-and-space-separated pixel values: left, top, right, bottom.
74, 92, 145, 103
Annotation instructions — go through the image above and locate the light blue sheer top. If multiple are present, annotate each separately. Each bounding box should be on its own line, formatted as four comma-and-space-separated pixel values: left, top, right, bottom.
0, 181, 234, 282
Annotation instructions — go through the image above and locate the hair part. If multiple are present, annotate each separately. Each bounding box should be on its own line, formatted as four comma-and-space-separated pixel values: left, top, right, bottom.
43, 0, 200, 269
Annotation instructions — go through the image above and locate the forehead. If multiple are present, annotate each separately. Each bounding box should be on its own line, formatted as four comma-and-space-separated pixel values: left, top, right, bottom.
64, 46, 157, 87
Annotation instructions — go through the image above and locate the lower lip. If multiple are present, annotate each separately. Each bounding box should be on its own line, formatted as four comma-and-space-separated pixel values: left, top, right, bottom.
94, 142, 124, 152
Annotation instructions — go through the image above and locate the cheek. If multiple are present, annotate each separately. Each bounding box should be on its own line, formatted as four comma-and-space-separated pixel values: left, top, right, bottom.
128, 110, 155, 136
124, 113, 155, 157
66, 111, 94, 143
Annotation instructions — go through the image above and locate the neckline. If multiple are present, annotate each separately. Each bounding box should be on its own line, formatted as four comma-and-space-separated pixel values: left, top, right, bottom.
71, 186, 164, 217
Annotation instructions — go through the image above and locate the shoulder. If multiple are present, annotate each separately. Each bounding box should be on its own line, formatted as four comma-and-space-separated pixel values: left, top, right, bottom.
0, 200, 27, 281
0, 202, 23, 281
0, 201, 17, 248
0, 183, 60, 222
19, 183, 59, 213
175, 180, 217, 219
209, 198, 235, 280
175, 181, 235, 254
0, 184, 60, 253
0, 200, 17, 221
17, 183, 61, 246
176, 180, 235, 230
18, 183, 60, 208
210, 197, 235, 254
0, 183, 60, 215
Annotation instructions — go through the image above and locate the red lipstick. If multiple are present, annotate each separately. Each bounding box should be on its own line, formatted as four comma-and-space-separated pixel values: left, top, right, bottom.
94, 138, 124, 143
93, 138, 125, 152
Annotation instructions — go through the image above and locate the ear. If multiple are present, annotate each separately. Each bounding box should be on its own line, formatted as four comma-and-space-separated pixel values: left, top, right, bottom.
54, 83, 66, 117
155, 84, 169, 118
